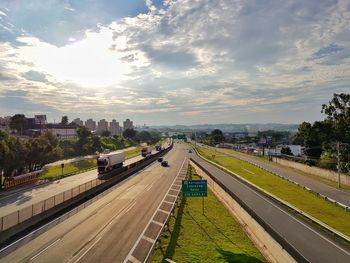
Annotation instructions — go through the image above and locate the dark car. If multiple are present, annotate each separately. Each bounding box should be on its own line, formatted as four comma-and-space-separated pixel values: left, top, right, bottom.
188, 149, 192, 153
158, 157, 163, 162
161, 160, 169, 167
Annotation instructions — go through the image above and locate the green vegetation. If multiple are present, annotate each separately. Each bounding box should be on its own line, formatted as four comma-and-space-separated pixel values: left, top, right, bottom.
151, 165, 265, 263
40, 147, 140, 180
196, 146, 350, 237
293, 93, 350, 172
221, 147, 350, 192
40, 159, 96, 180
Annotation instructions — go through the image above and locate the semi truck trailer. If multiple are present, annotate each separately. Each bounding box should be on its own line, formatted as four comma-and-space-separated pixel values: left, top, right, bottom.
97, 151, 125, 174
141, 144, 152, 157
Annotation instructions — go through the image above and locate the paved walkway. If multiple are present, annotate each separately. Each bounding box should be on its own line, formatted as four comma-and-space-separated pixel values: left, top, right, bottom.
200, 144, 350, 207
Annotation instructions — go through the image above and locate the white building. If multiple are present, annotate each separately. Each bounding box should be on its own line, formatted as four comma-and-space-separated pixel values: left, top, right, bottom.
85, 118, 96, 131
72, 118, 84, 126
45, 124, 78, 139
123, 118, 134, 131
109, 120, 121, 136
97, 119, 108, 133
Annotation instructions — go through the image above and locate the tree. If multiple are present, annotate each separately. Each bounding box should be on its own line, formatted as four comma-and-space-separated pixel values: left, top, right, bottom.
210, 129, 225, 145
322, 93, 350, 143
123, 129, 137, 139
9, 114, 27, 135
101, 130, 111, 137
61, 116, 68, 125
137, 131, 151, 143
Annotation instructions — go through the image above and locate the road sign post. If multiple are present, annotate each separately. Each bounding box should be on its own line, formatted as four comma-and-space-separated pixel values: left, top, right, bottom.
61, 163, 64, 177
182, 180, 208, 215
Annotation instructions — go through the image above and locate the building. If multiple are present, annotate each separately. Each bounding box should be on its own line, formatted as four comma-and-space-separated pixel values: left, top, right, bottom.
123, 118, 134, 131
34, 115, 47, 125
45, 123, 78, 139
85, 118, 96, 131
0, 116, 11, 132
109, 120, 121, 136
97, 119, 108, 134
72, 118, 84, 126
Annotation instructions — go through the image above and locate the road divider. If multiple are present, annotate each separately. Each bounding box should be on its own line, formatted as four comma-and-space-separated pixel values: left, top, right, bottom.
0, 145, 173, 247
193, 147, 350, 246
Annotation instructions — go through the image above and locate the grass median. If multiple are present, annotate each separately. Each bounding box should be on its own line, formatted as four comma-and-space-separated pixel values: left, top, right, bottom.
196, 146, 350, 237
151, 165, 265, 263
40, 147, 141, 180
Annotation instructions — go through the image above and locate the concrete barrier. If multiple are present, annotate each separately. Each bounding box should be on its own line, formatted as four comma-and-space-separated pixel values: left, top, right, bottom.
0, 144, 173, 245
190, 160, 296, 263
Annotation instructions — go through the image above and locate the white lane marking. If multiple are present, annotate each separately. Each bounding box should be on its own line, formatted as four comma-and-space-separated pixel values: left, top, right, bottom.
123, 156, 187, 263
212, 161, 350, 257
145, 183, 154, 192
242, 168, 255, 174
162, 200, 173, 205
75, 237, 102, 263
128, 255, 142, 263
152, 220, 163, 227
142, 236, 155, 243
30, 238, 61, 261
158, 209, 170, 215
126, 185, 136, 192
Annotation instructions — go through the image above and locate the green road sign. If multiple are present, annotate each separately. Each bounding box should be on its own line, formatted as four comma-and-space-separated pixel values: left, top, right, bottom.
182, 180, 207, 197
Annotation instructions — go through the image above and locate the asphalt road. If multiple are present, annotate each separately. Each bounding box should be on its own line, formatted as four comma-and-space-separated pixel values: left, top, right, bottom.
0, 143, 187, 263
0, 154, 145, 217
201, 144, 350, 207
190, 153, 350, 263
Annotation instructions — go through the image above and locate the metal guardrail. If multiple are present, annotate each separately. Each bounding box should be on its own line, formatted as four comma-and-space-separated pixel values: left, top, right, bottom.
190, 156, 308, 263
192, 147, 350, 244
0, 145, 173, 233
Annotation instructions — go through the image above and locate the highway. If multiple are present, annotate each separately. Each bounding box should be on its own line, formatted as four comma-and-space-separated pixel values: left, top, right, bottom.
201, 144, 350, 207
190, 152, 350, 262
0, 143, 187, 263
0, 153, 144, 218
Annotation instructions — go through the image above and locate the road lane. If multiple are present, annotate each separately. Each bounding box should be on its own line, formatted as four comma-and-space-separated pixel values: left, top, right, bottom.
190, 153, 350, 263
0, 154, 145, 217
202, 144, 350, 207
0, 143, 187, 263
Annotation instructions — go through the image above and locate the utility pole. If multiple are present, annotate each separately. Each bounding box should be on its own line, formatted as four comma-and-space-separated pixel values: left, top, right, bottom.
337, 142, 341, 188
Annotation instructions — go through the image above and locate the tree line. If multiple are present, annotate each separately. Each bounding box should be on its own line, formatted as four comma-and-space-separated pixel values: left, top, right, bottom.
292, 93, 350, 171
0, 126, 161, 178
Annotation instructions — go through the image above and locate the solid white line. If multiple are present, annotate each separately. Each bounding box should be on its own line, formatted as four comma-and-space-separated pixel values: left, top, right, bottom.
209, 159, 350, 256
142, 236, 155, 243
123, 156, 187, 263
75, 237, 102, 263
30, 238, 61, 261
158, 209, 170, 215
162, 200, 173, 205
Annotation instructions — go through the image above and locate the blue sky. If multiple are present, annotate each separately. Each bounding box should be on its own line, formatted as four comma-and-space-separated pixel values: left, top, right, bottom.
0, 0, 349, 125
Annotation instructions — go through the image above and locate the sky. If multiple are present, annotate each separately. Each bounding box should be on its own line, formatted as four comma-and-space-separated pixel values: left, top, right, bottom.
0, 0, 349, 126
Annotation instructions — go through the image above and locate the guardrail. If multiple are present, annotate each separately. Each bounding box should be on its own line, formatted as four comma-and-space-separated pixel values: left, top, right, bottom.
190, 156, 308, 263
0, 145, 173, 237
192, 147, 350, 245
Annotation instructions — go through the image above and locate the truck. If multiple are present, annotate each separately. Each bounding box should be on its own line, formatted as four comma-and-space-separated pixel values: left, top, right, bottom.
141, 143, 152, 157
97, 151, 125, 174
155, 143, 162, 151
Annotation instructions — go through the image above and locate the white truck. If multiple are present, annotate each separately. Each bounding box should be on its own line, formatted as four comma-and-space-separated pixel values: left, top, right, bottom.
141, 144, 152, 157
97, 151, 125, 174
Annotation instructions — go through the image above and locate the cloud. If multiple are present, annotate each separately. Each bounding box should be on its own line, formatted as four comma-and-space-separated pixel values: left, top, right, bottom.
1, 0, 350, 125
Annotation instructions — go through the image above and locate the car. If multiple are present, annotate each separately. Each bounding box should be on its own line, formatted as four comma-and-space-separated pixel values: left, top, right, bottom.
161, 160, 169, 167
158, 157, 163, 162
188, 149, 192, 153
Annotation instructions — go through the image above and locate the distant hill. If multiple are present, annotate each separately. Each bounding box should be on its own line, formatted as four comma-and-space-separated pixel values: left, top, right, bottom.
150, 123, 299, 133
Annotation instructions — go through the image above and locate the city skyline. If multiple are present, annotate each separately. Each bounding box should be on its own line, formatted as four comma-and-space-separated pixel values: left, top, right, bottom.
0, 1, 349, 125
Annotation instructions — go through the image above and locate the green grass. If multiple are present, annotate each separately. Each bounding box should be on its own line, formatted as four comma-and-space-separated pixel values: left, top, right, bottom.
151, 165, 265, 263
220, 147, 350, 192
196, 146, 350, 237
40, 147, 141, 180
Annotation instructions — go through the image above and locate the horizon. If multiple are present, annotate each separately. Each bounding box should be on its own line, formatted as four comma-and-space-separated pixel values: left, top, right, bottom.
1, 1, 349, 125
